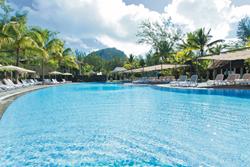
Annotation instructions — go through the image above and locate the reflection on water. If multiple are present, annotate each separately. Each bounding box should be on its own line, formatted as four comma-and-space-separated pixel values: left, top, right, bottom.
0, 83, 249, 166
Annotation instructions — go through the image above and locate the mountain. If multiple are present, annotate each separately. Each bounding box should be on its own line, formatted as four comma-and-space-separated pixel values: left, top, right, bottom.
88, 48, 127, 61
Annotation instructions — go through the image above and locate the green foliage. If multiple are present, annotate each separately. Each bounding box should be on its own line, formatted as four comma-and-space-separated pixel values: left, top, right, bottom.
137, 18, 182, 63
139, 57, 145, 67
180, 28, 224, 57
208, 43, 228, 55
0, 4, 80, 77
237, 16, 250, 43
89, 48, 126, 61
84, 54, 105, 72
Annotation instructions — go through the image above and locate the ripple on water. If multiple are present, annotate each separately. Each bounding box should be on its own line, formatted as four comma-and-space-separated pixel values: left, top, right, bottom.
0, 83, 250, 166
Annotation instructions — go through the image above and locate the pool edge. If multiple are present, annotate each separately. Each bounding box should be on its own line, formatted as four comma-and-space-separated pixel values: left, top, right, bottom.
0, 84, 65, 120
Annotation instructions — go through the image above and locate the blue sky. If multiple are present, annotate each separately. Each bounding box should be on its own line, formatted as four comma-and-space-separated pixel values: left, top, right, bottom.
8, 0, 250, 55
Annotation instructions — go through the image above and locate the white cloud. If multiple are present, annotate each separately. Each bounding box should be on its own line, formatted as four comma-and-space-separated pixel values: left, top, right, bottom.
97, 35, 150, 56
23, 0, 160, 55
164, 0, 250, 39
19, 0, 250, 56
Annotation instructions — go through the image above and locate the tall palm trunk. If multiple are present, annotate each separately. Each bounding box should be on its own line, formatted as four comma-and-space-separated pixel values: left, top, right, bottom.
16, 48, 20, 66
42, 59, 44, 81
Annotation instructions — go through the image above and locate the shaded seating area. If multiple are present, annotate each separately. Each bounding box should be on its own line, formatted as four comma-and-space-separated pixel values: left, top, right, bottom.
236, 73, 250, 85
206, 74, 224, 86
122, 64, 188, 85
0, 65, 72, 92
199, 49, 250, 88
0, 65, 41, 92
46, 71, 73, 85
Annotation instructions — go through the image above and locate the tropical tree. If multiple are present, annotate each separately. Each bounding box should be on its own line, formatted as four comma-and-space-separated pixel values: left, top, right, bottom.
237, 16, 250, 43
0, 13, 44, 67
139, 57, 145, 67
0, 0, 12, 24
27, 27, 64, 79
177, 28, 224, 75
61, 48, 79, 72
137, 18, 182, 63
182, 28, 224, 58
208, 43, 228, 55
128, 54, 134, 64
75, 50, 86, 75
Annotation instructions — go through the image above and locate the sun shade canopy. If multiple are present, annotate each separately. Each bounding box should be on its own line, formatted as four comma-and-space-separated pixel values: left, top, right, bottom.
199, 49, 250, 61
62, 73, 73, 76
0, 65, 36, 73
23, 69, 36, 73
49, 71, 63, 75
124, 64, 188, 73
112, 67, 127, 73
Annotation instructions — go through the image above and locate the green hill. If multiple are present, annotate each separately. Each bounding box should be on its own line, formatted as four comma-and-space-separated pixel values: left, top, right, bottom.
88, 48, 127, 61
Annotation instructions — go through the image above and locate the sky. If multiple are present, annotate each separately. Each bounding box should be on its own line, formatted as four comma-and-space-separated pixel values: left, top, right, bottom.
8, 0, 250, 56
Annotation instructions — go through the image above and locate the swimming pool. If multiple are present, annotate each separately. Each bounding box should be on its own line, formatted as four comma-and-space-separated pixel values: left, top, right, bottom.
0, 83, 249, 166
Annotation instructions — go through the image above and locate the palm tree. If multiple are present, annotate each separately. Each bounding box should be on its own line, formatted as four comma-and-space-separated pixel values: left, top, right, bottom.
185, 28, 224, 57
208, 44, 228, 55
179, 28, 224, 74
157, 40, 174, 63
128, 54, 134, 64
75, 50, 86, 75
28, 27, 64, 79
61, 48, 79, 73
0, 13, 43, 66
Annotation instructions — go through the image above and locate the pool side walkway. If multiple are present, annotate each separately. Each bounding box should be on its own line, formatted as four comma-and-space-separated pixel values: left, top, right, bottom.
156, 83, 250, 89
0, 85, 54, 120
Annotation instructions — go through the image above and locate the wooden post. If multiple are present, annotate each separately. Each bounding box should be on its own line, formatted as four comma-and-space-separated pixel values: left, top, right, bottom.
240, 67, 243, 77
213, 69, 216, 80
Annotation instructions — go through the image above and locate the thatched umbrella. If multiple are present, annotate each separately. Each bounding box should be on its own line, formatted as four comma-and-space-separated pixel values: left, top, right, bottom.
62, 73, 73, 80
62, 72, 73, 76
49, 71, 63, 75
0, 65, 36, 80
111, 67, 127, 73
49, 71, 63, 79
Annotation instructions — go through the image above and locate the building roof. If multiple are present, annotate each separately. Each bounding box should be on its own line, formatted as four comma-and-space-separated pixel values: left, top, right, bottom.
124, 64, 188, 73
111, 67, 127, 73
199, 49, 250, 61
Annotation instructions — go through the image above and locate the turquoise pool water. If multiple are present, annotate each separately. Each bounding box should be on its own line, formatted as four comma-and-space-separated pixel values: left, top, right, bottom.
0, 83, 250, 166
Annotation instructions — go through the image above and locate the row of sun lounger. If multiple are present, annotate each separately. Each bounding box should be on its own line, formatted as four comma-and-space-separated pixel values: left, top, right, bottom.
0, 78, 69, 92
170, 75, 198, 87
132, 73, 250, 88
207, 73, 250, 86
0, 79, 42, 92
170, 74, 250, 87
43, 79, 67, 85
133, 76, 176, 84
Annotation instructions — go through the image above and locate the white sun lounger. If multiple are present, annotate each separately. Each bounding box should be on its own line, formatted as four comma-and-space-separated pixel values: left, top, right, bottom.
220, 74, 240, 85
207, 74, 224, 86
236, 74, 250, 85
170, 75, 187, 87
3, 79, 21, 88
180, 75, 198, 87
0, 81, 15, 90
